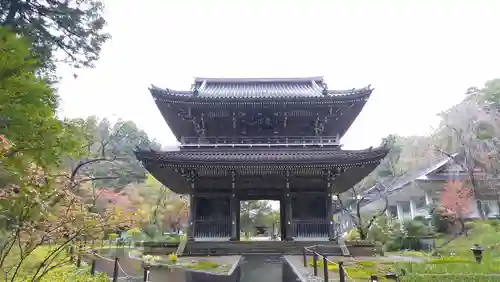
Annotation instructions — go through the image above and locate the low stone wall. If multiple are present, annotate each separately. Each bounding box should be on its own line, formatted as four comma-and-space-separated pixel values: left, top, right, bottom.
139, 241, 180, 255
344, 241, 381, 257
150, 256, 242, 282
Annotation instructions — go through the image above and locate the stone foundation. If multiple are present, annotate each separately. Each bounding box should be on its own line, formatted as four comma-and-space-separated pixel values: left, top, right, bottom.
344, 241, 381, 257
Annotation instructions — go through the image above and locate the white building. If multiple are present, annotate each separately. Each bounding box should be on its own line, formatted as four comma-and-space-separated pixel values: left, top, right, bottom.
336, 154, 500, 235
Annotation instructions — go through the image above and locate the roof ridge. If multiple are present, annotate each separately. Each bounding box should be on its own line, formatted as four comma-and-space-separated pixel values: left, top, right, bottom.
194, 77, 324, 83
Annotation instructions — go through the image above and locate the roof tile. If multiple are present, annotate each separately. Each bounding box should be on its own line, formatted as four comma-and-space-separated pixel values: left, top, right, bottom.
136, 147, 389, 165
150, 77, 372, 99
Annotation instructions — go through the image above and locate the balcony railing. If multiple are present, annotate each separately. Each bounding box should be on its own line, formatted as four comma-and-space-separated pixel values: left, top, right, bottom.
180, 136, 340, 148
291, 219, 329, 238
194, 219, 231, 239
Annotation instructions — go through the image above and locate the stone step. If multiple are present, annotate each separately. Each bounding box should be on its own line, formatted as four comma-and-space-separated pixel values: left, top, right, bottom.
182, 241, 343, 256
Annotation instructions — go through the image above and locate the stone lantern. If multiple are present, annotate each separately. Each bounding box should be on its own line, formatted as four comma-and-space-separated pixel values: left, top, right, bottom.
470, 244, 484, 264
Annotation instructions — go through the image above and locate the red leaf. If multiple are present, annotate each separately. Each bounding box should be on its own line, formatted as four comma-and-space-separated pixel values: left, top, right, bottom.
441, 181, 473, 219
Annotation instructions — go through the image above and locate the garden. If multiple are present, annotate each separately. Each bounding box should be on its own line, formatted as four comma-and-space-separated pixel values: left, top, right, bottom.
329, 218, 500, 281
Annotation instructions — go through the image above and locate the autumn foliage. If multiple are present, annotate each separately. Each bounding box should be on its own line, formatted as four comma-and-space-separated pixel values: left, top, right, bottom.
441, 181, 473, 227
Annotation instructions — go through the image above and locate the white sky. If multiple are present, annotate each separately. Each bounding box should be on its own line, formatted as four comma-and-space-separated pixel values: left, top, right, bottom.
57, 0, 500, 150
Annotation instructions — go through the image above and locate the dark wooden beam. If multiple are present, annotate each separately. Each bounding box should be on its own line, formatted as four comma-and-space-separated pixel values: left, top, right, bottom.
194, 192, 231, 198
290, 191, 326, 196
230, 170, 238, 241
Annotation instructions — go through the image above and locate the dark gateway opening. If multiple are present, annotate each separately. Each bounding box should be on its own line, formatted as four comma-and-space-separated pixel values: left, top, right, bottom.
240, 200, 280, 241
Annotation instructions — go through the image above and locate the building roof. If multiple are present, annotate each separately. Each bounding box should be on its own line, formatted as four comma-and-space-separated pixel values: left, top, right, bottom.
345, 154, 457, 211
136, 147, 389, 194
151, 77, 372, 100
135, 147, 389, 166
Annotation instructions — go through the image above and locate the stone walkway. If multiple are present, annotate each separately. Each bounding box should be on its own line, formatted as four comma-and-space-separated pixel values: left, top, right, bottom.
285, 255, 426, 282
285, 255, 341, 282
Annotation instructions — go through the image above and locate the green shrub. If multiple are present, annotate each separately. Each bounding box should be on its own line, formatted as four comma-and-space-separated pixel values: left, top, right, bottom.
367, 216, 394, 244
346, 228, 360, 240
412, 216, 428, 223
429, 205, 451, 233
386, 219, 433, 251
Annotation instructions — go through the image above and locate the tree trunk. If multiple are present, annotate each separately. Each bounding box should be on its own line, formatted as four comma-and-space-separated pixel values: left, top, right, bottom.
357, 226, 367, 240
492, 183, 500, 219
458, 218, 466, 236
470, 172, 486, 219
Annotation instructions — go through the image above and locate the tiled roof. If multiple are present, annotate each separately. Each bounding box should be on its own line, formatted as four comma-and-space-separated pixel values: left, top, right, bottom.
135, 147, 389, 166
193, 77, 324, 83
351, 155, 456, 210
150, 77, 372, 99
198, 82, 322, 98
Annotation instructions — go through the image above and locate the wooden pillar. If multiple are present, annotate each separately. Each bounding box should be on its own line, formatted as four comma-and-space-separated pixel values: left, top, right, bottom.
327, 171, 335, 241
326, 194, 335, 240
230, 171, 238, 241
284, 172, 293, 241
236, 199, 241, 241
188, 189, 196, 241
280, 200, 285, 240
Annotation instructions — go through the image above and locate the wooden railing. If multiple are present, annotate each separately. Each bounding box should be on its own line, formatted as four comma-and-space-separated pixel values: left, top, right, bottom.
304, 245, 404, 281
196, 215, 230, 221
194, 220, 230, 239
303, 245, 351, 282
292, 220, 329, 238
180, 135, 340, 147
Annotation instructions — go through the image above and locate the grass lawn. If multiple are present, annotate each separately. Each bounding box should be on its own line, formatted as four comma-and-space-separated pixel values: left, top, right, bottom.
392, 220, 500, 281
308, 258, 394, 280
2, 243, 109, 281
184, 260, 229, 273
33, 266, 109, 282
139, 252, 229, 274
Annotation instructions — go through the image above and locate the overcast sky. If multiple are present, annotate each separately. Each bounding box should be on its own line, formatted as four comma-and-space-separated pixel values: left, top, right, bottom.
57, 1, 500, 150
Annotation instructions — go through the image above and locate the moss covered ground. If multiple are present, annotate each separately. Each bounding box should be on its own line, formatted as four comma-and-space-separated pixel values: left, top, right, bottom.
309, 220, 500, 281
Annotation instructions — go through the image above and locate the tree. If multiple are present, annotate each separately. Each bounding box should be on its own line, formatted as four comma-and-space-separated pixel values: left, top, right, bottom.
432, 84, 500, 219
0, 0, 110, 72
0, 154, 128, 281
337, 174, 404, 241
440, 181, 473, 235
0, 27, 83, 172
74, 117, 161, 190
239, 201, 272, 234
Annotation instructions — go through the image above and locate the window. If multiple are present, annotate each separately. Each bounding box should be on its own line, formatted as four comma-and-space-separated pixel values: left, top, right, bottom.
414, 196, 426, 209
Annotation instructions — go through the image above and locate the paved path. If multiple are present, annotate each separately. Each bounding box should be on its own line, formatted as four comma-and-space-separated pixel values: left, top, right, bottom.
285, 255, 341, 282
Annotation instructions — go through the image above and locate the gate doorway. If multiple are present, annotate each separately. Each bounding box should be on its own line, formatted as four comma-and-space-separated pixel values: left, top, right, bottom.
239, 200, 281, 241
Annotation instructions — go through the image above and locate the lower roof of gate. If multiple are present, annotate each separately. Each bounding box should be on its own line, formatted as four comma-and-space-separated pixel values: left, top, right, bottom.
135, 147, 388, 194
141, 162, 382, 194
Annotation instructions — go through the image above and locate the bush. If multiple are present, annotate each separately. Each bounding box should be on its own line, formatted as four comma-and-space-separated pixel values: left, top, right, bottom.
346, 228, 360, 241
168, 253, 177, 263
386, 219, 433, 251
367, 216, 393, 244
429, 205, 451, 233
142, 224, 160, 238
